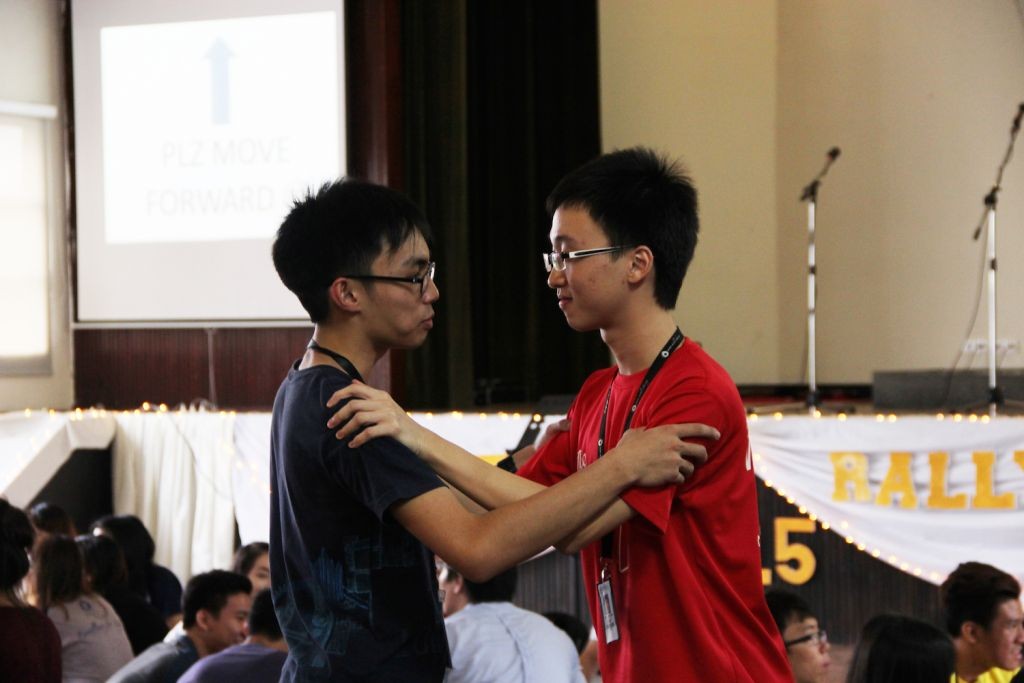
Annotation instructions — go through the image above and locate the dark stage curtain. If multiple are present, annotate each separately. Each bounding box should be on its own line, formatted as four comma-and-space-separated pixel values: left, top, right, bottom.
401, 0, 608, 409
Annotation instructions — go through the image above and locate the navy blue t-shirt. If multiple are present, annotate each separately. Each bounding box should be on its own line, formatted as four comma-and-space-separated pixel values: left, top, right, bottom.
269, 362, 449, 682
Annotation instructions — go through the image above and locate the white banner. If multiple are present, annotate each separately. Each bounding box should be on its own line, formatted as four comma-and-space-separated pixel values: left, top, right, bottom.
5, 411, 1023, 583
748, 415, 1024, 584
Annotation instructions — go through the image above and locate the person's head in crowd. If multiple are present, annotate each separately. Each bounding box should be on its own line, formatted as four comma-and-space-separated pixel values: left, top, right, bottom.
231, 542, 270, 595
765, 589, 831, 683
28, 502, 76, 539
940, 561, 1024, 678
272, 178, 436, 331
182, 570, 252, 657
76, 533, 128, 594
0, 498, 35, 606
437, 560, 515, 617
543, 611, 589, 655
545, 146, 699, 320
246, 588, 287, 652
32, 534, 86, 613
90, 514, 156, 597
846, 614, 954, 683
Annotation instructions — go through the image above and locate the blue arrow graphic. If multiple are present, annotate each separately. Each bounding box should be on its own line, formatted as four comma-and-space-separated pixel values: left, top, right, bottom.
206, 38, 234, 125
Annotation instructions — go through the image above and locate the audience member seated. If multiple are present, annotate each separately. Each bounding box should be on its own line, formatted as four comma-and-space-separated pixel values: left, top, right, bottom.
765, 588, 831, 683
439, 560, 585, 683
941, 562, 1023, 683
108, 570, 251, 683
0, 498, 61, 682
578, 627, 600, 682
178, 588, 287, 683
32, 534, 134, 680
29, 501, 77, 539
543, 612, 589, 656
77, 533, 168, 654
91, 514, 183, 628
231, 541, 271, 595
846, 614, 954, 683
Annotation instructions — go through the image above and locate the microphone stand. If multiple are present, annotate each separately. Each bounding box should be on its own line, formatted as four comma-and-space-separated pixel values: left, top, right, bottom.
966, 104, 1024, 417
751, 149, 846, 416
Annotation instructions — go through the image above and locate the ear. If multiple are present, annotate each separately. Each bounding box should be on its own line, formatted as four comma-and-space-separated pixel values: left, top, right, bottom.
328, 277, 362, 314
625, 246, 655, 285
195, 608, 213, 631
960, 620, 982, 643
450, 574, 466, 595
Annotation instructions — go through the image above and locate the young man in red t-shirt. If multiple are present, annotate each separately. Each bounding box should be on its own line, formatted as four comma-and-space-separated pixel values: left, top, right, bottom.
329, 148, 790, 681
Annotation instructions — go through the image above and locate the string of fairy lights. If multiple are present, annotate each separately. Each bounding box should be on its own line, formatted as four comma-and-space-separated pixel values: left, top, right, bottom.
3, 405, 1018, 584
746, 409, 1018, 584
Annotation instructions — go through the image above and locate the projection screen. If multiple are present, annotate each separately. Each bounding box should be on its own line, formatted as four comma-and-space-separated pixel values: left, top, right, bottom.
72, 0, 345, 323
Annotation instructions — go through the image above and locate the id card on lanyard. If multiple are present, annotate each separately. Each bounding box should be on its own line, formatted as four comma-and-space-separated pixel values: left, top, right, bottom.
594, 328, 683, 644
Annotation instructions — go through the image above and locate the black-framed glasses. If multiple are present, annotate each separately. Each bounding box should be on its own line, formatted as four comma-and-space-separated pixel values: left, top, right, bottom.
784, 629, 827, 648
340, 261, 436, 298
542, 246, 628, 273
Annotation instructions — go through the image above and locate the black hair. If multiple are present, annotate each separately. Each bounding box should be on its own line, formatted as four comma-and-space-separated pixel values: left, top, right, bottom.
940, 561, 1021, 635
28, 502, 76, 537
464, 565, 516, 602
273, 178, 433, 322
543, 611, 589, 654
33, 534, 86, 613
247, 588, 282, 640
90, 514, 155, 598
182, 570, 252, 629
546, 147, 699, 310
231, 542, 269, 578
765, 589, 816, 635
447, 565, 517, 604
76, 533, 128, 594
845, 614, 954, 683
0, 499, 35, 596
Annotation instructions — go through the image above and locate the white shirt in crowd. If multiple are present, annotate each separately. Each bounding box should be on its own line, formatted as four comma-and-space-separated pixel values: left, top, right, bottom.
445, 602, 586, 683
47, 593, 134, 683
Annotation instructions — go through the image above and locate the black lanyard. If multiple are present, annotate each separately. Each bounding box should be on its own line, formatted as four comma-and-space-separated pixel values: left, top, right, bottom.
307, 340, 365, 383
597, 328, 684, 560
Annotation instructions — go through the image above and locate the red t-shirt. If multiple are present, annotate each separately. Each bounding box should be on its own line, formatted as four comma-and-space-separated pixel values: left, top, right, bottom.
519, 340, 790, 682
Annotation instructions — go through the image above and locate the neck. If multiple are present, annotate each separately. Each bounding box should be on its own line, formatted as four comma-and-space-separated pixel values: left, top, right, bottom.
307, 325, 381, 380
601, 309, 679, 375
953, 639, 987, 682
183, 630, 211, 658
246, 634, 289, 652
0, 591, 21, 608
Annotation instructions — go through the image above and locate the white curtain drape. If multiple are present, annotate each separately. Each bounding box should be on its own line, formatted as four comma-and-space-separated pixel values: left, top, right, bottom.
111, 411, 236, 582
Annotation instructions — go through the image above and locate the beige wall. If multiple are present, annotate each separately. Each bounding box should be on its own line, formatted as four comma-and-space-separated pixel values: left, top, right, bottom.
600, 0, 781, 383
0, 0, 74, 410
601, 0, 1024, 384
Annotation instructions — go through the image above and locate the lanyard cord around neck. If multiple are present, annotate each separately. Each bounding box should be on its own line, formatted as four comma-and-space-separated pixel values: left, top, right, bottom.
307, 340, 365, 383
596, 327, 684, 561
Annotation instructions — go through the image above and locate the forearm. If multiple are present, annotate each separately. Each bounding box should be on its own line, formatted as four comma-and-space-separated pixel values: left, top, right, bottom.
418, 429, 547, 509
421, 429, 634, 554
453, 455, 638, 578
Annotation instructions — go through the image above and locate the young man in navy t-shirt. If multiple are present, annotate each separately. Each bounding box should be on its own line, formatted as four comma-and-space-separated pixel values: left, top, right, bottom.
268, 179, 714, 682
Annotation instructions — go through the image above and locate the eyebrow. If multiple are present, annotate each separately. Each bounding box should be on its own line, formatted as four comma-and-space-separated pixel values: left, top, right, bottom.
401, 255, 430, 267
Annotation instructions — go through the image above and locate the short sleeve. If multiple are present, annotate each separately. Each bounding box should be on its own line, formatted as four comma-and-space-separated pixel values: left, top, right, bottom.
619, 381, 729, 533
517, 429, 574, 486
323, 432, 445, 521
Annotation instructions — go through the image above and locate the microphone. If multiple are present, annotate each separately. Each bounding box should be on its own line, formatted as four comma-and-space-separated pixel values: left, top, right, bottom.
801, 147, 842, 202
972, 103, 1024, 240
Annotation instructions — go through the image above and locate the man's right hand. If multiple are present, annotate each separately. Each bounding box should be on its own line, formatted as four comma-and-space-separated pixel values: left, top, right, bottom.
326, 382, 429, 454
609, 423, 719, 488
